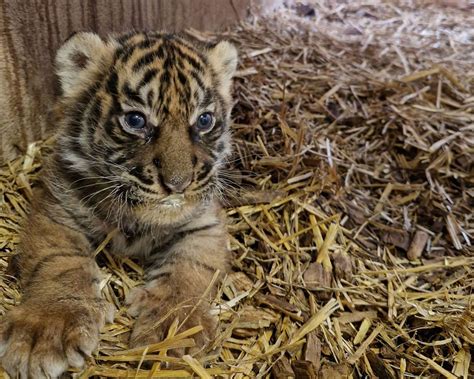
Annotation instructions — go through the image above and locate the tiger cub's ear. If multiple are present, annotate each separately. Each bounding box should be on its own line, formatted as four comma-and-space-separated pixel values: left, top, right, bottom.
56, 32, 115, 98
207, 41, 238, 98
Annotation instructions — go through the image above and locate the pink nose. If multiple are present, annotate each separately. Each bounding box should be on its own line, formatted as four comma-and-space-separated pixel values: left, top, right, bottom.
163, 176, 192, 193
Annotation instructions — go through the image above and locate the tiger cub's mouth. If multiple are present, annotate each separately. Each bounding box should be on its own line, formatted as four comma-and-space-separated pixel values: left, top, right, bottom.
128, 186, 212, 209
159, 194, 185, 208
126, 187, 184, 206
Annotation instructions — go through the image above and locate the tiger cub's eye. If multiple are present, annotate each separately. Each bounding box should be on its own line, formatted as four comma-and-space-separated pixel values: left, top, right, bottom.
196, 112, 215, 132
124, 112, 147, 130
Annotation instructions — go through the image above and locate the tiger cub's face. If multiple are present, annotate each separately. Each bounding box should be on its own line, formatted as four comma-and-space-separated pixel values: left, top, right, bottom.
54, 32, 237, 219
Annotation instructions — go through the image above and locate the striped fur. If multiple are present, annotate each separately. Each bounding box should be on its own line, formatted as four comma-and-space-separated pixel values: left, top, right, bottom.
0, 31, 237, 378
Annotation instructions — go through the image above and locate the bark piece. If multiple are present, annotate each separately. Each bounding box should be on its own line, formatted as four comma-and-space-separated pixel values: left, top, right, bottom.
254, 293, 304, 322
229, 271, 254, 292
303, 262, 332, 290
304, 331, 321, 372
407, 230, 429, 261
272, 356, 295, 378
319, 363, 351, 379
382, 231, 410, 250
331, 252, 353, 281
292, 360, 317, 379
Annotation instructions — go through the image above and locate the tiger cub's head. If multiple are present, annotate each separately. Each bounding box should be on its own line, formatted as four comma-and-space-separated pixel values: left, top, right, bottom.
54, 31, 237, 219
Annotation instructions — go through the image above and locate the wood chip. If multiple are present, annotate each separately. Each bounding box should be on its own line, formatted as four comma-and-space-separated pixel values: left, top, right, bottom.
303, 262, 332, 290
272, 356, 295, 378
407, 230, 430, 261
304, 332, 321, 372
292, 360, 317, 379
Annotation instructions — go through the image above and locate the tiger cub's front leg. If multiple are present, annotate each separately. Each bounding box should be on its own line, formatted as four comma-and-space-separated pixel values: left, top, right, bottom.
127, 210, 229, 353
0, 209, 113, 379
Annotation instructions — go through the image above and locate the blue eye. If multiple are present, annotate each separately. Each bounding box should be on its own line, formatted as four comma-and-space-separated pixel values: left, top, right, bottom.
196, 112, 214, 132
124, 112, 146, 130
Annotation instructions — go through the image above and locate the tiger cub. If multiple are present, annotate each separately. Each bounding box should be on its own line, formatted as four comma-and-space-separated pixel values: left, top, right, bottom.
0, 31, 237, 378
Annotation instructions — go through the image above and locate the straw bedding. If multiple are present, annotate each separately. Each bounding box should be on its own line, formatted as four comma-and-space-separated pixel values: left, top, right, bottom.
1, 1, 473, 378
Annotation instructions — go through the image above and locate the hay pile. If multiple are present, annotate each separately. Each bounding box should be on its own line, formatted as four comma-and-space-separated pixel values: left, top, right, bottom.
1, 1, 473, 377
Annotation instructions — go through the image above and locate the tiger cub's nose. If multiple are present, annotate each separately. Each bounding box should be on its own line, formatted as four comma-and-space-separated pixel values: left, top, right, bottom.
163, 175, 192, 193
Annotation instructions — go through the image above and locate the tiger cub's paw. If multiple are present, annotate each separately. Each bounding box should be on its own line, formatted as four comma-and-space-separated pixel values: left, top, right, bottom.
0, 299, 114, 379
126, 286, 217, 356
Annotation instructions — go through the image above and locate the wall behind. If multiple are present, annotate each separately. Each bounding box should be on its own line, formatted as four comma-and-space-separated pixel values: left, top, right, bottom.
0, 0, 258, 162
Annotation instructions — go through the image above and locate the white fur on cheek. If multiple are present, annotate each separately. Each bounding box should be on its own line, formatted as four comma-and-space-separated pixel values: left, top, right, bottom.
61, 151, 95, 172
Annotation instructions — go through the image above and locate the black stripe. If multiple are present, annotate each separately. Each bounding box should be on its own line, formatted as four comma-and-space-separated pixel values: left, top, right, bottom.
158, 71, 170, 101
135, 38, 154, 50
53, 266, 85, 279
106, 72, 119, 95
53, 295, 102, 304
133, 181, 161, 196
55, 195, 94, 228
56, 154, 86, 184
206, 131, 224, 144
163, 54, 173, 70
148, 257, 218, 278
178, 70, 188, 86
212, 119, 225, 133
129, 165, 154, 185
193, 174, 215, 192
146, 271, 171, 282
40, 205, 88, 237
103, 97, 129, 144
172, 44, 205, 71
160, 70, 171, 88
189, 259, 218, 273
111, 149, 133, 165
116, 31, 138, 44
215, 92, 226, 114
85, 102, 102, 143
147, 89, 155, 107
24, 252, 90, 289
149, 223, 219, 260
118, 37, 158, 60
196, 161, 213, 182
1, 324, 13, 342
30, 328, 40, 351
99, 146, 116, 162
174, 35, 204, 54
161, 104, 170, 116
89, 97, 103, 120
190, 71, 205, 89
57, 160, 121, 217
132, 46, 164, 71
57, 203, 102, 245
104, 120, 130, 144
67, 86, 98, 141
200, 89, 213, 108
112, 153, 131, 166
122, 82, 145, 105
70, 179, 108, 207
138, 68, 159, 89
216, 141, 226, 153
116, 45, 134, 63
